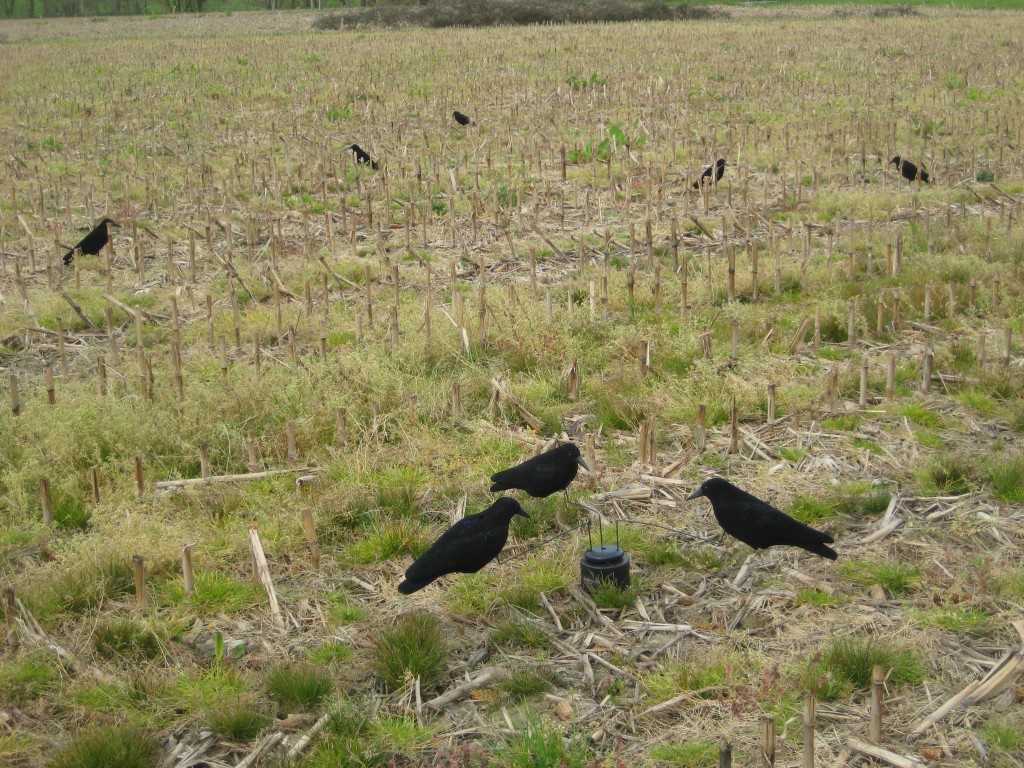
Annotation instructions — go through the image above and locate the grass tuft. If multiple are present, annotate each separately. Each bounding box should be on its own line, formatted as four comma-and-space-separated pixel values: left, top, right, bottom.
986, 456, 1024, 503
266, 663, 334, 711
205, 698, 271, 741
649, 741, 718, 767
370, 612, 449, 692
92, 619, 163, 661
50, 724, 160, 768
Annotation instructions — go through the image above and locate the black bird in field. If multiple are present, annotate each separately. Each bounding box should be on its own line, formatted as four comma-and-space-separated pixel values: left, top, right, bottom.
692, 158, 727, 190
62, 218, 119, 265
452, 110, 473, 127
687, 477, 838, 560
348, 143, 379, 170
890, 155, 929, 184
490, 442, 588, 499
398, 497, 529, 594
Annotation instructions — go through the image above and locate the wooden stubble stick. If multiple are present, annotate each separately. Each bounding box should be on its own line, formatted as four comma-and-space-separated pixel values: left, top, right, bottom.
848, 737, 925, 768
155, 467, 320, 490
490, 376, 544, 431
907, 680, 980, 741
287, 712, 332, 760
425, 667, 507, 711
248, 526, 285, 629
12, 596, 119, 685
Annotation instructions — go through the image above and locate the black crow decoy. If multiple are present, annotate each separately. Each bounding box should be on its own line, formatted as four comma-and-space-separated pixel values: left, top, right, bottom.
490, 442, 588, 499
692, 159, 727, 190
687, 477, 838, 560
348, 143, 379, 170
452, 110, 473, 127
398, 497, 528, 594
890, 156, 929, 183
62, 218, 119, 265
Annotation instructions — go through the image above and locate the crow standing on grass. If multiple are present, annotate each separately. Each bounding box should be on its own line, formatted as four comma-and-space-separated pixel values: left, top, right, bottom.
62, 218, 120, 266
490, 442, 588, 499
348, 143, 379, 170
397, 497, 529, 594
687, 477, 838, 560
452, 110, 473, 127
692, 158, 727, 190
890, 155, 930, 183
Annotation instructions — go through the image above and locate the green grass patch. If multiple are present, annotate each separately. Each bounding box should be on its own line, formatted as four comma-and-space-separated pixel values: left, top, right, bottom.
159, 570, 259, 615
650, 741, 718, 767
794, 589, 838, 608
500, 668, 559, 700
587, 577, 647, 610
501, 715, 591, 768
307, 641, 354, 665
912, 606, 992, 635
492, 619, 550, 650
0, 654, 60, 705
919, 454, 977, 495
840, 559, 921, 595
645, 659, 733, 702
980, 714, 1024, 752
799, 637, 924, 701
890, 402, 944, 429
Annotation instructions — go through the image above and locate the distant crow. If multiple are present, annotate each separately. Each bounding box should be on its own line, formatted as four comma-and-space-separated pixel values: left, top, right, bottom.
692, 158, 727, 190
348, 143, 379, 170
890, 155, 929, 183
62, 218, 119, 265
687, 477, 838, 560
452, 110, 473, 127
490, 442, 588, 498
398, 497, 528, 594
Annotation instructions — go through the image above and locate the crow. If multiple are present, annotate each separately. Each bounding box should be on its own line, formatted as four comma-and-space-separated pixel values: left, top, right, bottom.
452, 110, 473, 127
62, 218, 119, 265
692, 158, 727, 190
687, 477, 838, 560
398, 497, 528, 594
490, 442, 588, 498
890, 156, 929, 183
348, 143, 379, 170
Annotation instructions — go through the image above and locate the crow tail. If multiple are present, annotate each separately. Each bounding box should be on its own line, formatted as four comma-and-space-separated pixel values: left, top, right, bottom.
397, 575, 437, 594
801, 542, 838, 560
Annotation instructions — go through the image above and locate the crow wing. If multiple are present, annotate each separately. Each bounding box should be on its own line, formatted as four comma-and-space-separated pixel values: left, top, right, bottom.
403, 512, 511, 586
712, 488, 834, 551
489, 455, 573, 496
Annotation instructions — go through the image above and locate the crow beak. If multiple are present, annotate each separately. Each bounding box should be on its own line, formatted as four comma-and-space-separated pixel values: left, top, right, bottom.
686, 488, 705, 500
516, 509, 530, 518
576, 456, 589, 470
